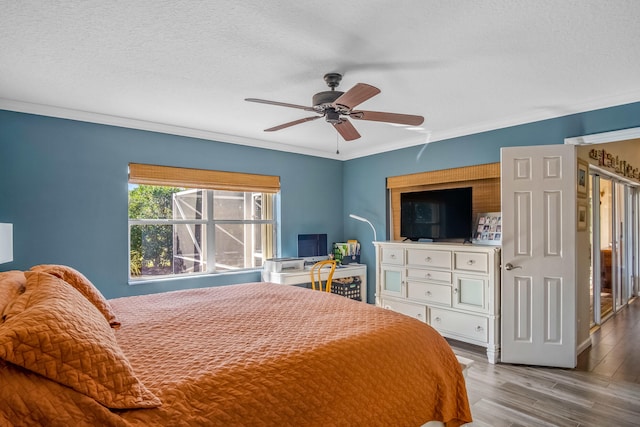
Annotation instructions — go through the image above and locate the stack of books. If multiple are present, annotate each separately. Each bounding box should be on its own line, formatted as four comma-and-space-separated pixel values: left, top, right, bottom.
333, 240, 360, 264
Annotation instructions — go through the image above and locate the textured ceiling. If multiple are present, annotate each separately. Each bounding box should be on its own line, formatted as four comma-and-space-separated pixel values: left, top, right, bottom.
1, 1, 640, 159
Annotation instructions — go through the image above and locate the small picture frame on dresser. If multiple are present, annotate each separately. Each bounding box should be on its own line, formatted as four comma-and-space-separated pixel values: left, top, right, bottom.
472, 212, 502, 245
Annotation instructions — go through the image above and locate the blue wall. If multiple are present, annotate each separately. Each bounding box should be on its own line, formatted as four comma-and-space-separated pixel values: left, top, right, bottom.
343, 102, 640, 302
0, 110, 344, 298
2, 102, 640, 302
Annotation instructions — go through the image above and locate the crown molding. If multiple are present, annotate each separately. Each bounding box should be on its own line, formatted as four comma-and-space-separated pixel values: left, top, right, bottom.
0, 98, 345, 160
564, 127, 640, 145
3, 93, 640, 161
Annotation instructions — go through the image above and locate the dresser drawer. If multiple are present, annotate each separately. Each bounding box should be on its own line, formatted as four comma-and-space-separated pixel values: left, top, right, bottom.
429, 308, 488, 343
454, 251, 489, 273
406, 249, 451, 269
381, 247, 404, 265
407, 281, 451, 306
406, 268, 451, 283
381, 298, 427, 323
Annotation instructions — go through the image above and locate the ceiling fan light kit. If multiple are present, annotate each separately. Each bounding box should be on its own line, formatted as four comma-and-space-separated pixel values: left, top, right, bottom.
245, 73, 424, 141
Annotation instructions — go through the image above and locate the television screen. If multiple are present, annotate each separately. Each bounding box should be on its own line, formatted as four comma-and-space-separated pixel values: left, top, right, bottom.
401, 187, 472, 241
297, 233, 328, 262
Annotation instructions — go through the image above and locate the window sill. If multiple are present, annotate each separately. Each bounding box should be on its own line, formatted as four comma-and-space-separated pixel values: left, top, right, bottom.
128, 269, 262, 286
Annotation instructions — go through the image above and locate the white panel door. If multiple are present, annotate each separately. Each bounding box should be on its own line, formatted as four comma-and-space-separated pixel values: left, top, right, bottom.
501, 145, 577, 368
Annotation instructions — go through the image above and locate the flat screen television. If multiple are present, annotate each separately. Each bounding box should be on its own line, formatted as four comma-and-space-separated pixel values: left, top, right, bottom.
401, 187, 472, 241
297, 233, 328, 263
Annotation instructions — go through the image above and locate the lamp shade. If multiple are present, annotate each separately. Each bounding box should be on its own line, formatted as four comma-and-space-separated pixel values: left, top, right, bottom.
0, 223, 13, 264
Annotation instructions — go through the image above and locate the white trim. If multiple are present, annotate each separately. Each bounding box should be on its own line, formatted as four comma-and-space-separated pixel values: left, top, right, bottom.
0, 98, 345, 160
4, 95, 640, 161
577, 336, 592, 356
565, 127, 640, 145
589, 164, 640, 187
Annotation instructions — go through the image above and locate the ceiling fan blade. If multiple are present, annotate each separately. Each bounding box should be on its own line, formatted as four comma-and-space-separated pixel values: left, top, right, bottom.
264, 115, 322, 132
331, 83, 380, 110
245, 98, 315, 111
332, 119, 361, 141
350, 110, 424, 126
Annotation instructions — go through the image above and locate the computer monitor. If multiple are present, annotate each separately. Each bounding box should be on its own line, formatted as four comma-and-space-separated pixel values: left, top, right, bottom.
297, 233, 328, 263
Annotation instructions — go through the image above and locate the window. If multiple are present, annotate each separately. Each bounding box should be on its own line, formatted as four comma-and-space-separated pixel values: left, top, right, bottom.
128, 164, 279, 280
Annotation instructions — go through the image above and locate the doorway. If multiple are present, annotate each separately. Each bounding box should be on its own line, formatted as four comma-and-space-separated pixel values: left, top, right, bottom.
590, 170, 638, 327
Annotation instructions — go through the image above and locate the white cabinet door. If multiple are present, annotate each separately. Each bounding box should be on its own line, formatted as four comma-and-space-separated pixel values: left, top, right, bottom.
380, 266, 405, 298
453, 274, 488, 313
501, 144, 577, 368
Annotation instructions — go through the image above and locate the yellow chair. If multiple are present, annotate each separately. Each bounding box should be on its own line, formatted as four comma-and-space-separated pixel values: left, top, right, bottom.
310, 260, 337, 292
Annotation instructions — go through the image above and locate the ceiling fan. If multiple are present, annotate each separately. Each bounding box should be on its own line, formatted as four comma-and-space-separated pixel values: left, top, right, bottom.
245, 73, 424, 141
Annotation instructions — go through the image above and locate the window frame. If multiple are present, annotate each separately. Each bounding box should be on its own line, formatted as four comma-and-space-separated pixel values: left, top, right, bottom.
128, 164, 279, 282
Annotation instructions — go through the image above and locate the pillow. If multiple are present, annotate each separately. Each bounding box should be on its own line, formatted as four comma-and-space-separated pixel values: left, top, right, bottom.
0, 271, 26, 317
0, 271, 161, 409
29, 264, 120, 328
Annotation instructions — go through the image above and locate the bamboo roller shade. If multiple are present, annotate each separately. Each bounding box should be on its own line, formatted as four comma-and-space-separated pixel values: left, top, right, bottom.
129, 163, 280, 193
387, 163, 501, 240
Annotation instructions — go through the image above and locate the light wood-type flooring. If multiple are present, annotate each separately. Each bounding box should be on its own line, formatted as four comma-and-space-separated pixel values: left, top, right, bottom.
448, 297, 640, 426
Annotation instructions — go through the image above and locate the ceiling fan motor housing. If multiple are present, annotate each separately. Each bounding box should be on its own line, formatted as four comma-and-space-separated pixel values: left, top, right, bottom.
312, 91, 344, 111
325, 109, 341, 123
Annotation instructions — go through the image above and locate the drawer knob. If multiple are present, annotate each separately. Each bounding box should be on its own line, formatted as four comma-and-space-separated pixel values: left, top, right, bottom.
434, 317, 441, 322
426, 257, 432, 262
390, 254, 396, 259
416, 313, 423, 319
467, 259, 476, 265
425, 273, 432, 278
475, 326, 484, 332
454, 288, 458, 294
426, 291, 432, 296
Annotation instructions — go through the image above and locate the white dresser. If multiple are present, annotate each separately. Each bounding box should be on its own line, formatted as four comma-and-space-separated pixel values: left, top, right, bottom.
374, 241, 500, 363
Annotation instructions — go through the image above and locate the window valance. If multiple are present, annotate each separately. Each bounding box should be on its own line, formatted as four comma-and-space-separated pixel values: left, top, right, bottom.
129, 163, 280, 193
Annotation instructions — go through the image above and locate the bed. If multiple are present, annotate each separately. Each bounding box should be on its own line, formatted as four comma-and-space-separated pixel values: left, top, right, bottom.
0, 266, 472, 426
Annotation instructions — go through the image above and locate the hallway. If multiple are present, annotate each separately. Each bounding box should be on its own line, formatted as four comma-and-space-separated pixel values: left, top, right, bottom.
577, 297, 640, 383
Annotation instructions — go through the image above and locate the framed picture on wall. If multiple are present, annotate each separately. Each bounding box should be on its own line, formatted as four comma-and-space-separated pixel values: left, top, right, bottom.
577, 202, 588, 231
577, 159, 588, 198
472, 212, 502, 245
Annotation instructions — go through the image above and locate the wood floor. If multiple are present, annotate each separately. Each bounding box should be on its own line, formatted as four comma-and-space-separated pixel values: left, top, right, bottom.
448, 297, 640, 427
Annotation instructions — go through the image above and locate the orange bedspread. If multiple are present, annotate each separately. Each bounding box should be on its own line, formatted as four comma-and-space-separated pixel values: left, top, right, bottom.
1, 282, 471, 426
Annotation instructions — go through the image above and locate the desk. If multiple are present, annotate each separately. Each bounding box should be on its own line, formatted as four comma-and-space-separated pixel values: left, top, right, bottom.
263, 264, 367, 302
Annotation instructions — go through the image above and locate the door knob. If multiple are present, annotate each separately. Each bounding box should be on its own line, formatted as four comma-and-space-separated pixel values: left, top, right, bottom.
504, 262, 522, 271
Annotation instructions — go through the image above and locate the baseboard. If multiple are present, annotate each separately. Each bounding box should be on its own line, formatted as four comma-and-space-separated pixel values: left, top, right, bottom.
577, 336, 592, 355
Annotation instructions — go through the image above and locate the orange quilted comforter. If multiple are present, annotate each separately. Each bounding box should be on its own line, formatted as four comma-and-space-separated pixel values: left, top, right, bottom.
1, 282, 471, 426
